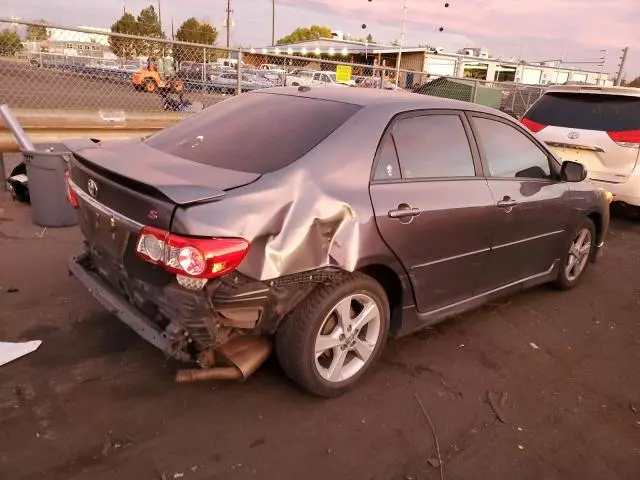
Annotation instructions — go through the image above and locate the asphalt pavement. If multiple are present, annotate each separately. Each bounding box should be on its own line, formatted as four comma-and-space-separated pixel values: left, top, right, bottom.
0, 185, 639, 479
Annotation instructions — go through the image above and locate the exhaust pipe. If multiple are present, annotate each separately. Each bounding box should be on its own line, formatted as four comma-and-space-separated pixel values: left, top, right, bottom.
175, 335, 272, 383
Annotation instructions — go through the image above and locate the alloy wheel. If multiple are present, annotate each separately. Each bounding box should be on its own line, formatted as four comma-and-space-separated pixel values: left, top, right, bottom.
565, 227, 592, 282
314, 294, 382, 383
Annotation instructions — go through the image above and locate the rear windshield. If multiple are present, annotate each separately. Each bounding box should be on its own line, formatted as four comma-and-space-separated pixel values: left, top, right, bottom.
145, 93, 361, 174
525, 92, 640, 131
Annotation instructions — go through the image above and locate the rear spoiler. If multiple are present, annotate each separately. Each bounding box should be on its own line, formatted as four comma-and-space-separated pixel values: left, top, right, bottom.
64, 138, 235, 206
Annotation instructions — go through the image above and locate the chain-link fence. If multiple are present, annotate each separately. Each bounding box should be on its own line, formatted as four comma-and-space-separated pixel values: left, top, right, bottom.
0, 20, 545, 117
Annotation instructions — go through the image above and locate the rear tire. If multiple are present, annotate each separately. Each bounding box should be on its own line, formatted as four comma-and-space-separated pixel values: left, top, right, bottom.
553, 218, 596, 290
143, 78, 157, 93
276, 273, 390, 397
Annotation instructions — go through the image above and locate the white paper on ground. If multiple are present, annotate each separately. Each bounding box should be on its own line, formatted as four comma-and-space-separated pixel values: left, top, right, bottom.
0, 341, 42, 367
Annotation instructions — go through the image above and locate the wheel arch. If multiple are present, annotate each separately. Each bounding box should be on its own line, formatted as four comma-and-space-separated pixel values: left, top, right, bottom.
357, 263, 406, 335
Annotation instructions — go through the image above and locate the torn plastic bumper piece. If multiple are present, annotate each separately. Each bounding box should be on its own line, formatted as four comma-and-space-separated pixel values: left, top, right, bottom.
68, 256, 190, 362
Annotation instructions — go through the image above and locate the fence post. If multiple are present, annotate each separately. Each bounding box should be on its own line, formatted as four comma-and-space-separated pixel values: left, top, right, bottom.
471, 80, 479, 103
236, 50, 243, 96
202, 47, 207, 94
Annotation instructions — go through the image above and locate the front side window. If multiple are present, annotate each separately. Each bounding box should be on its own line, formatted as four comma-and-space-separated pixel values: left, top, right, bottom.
473, 117, 550, 179
392, 115, 476, 179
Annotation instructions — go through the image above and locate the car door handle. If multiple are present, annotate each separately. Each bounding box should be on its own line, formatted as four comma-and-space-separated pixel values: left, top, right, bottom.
388, 205, 421, 219
497, 198, 518, 208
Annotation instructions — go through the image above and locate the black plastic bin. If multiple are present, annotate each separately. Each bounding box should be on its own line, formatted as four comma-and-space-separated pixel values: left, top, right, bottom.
22, 144, 78, 227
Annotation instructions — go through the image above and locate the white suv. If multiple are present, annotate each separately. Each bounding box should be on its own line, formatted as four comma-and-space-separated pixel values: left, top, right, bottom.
521, 85, 640, 206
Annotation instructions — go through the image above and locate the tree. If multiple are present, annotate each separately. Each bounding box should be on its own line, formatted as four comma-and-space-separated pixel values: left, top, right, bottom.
26, 20, 48, 41
0, 29, 23, 57
351, 34, 377, 44
626, 76, 640, 88
110, 12, 140, 59
136, 5, 165, 56
174, 17, 218, 63
277, 25, 332, 45
137, 6, 163, 38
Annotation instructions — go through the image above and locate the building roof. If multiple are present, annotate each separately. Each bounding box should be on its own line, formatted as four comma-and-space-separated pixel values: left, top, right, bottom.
252, 38, 607, 75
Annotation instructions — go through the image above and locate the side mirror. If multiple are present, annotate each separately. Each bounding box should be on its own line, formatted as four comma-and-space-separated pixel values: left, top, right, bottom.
561, 160, 587, 183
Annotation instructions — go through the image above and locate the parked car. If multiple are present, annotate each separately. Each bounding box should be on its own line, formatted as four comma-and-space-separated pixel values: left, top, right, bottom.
521, 85, 640, 208
210, 72, 274, 92
356, 76, 402, 90
285, 70, 351, 87
260, 63, 287, 74
66, 87, 610, 397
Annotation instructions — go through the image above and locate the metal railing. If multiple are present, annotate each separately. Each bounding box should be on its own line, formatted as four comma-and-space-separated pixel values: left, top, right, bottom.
0, 19, 545, 120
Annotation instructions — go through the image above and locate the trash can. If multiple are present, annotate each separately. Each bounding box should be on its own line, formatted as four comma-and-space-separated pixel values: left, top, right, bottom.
22, 144, 78, 227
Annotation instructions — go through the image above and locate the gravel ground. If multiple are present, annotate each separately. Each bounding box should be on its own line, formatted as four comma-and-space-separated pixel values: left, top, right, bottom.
0, 186, 639, 479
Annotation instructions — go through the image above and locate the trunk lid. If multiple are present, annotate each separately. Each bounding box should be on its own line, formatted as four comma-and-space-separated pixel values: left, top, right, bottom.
539, 127, 639, 183
66, 138, 260, 264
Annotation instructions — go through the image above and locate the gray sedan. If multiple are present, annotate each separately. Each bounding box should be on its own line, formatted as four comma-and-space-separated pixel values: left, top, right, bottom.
65, 87, 610, 396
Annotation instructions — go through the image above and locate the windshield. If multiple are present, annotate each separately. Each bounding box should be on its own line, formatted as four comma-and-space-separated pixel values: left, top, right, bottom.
525, 92, 640, 131
145, 93, 361, 174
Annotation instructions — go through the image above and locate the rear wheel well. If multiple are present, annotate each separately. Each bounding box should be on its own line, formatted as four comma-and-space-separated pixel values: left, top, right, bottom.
358, 264, 403, 334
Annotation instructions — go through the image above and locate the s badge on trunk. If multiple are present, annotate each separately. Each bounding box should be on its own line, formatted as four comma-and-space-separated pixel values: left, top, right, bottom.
87, 179, 99, 198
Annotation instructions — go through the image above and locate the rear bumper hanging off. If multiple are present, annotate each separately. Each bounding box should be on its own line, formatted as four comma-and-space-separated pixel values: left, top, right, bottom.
68, 256, 190, 362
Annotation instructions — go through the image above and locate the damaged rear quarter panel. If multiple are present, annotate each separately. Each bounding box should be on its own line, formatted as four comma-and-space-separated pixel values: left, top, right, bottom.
171, 104, 406, 282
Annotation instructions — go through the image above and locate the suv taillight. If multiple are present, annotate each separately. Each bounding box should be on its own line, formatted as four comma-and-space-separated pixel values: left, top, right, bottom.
521, 117, 547, 133
136, 226, 250, 279
607, 130, 640, 147
64, 171, 79, 209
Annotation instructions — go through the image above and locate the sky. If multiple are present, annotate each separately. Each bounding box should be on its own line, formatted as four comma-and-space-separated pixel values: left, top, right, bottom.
4, 0, 640, 79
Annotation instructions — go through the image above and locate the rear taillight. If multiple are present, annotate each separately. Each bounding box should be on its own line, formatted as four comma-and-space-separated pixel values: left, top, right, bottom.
607, 130, 640, 147
136, 226, 249, 279
64, 170, 79, 209
521, 117, 546, 133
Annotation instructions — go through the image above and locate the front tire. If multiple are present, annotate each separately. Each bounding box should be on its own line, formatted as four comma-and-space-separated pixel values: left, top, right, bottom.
553, 219, 595, 290
276, 273, 390, 397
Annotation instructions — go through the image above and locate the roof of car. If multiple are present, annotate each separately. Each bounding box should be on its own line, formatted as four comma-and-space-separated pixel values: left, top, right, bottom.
256, 86, 512, 117
544, 85, 640, 97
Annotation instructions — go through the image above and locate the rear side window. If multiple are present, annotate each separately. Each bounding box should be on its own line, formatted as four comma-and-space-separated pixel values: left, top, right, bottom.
373, 135, 401, 180
146, 93, 361, 174
525, 92, 640, 131
392, 115, 476, 179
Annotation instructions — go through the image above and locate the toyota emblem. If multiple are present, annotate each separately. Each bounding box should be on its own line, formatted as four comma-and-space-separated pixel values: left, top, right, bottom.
567, 131, 580, 140
87, 179, 99, 198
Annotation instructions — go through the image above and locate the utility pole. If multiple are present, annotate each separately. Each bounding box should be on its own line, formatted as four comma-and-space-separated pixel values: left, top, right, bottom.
597, 49, 606, 85
157, 0, 162, 30
615, 46, 629, 86
272, 0, 276, 46
394, 0, 408, 86
226, 0, 232, 49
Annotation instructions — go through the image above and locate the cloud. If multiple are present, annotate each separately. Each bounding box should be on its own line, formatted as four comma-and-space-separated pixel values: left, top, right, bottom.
279, 0, 639, 49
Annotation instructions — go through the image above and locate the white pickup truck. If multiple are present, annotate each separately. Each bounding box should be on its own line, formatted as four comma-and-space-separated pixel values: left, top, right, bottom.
285, 69, 353, 87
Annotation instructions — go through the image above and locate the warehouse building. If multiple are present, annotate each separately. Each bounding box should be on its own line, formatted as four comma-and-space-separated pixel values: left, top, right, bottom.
252, 37, 611, 87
